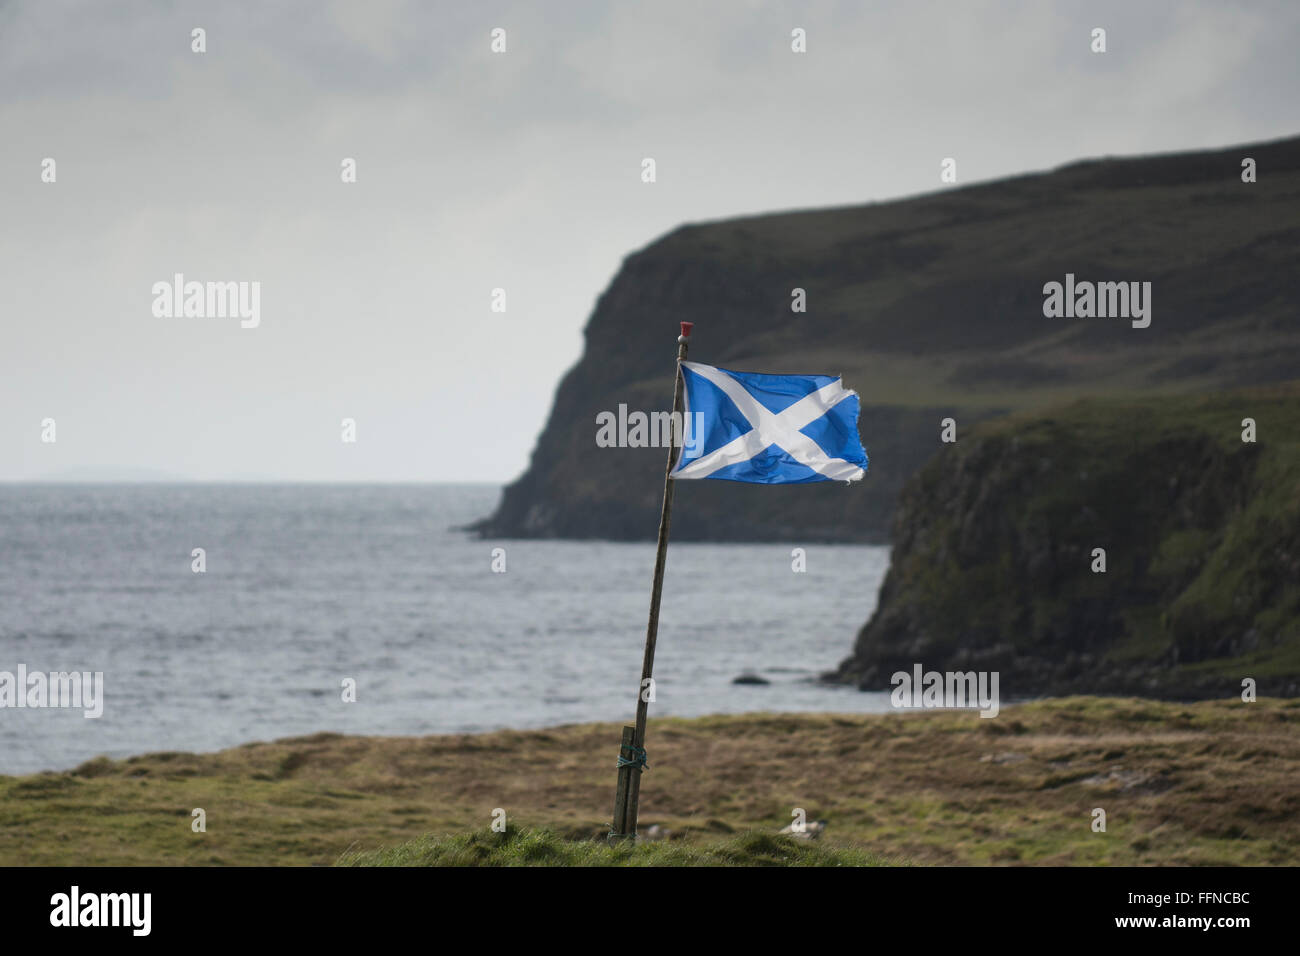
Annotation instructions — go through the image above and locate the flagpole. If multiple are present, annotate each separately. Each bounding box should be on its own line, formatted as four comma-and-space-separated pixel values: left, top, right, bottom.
610, 320, 692, 842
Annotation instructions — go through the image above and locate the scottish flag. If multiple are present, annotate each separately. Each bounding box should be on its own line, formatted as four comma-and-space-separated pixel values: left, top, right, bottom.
672, 361, 869, 484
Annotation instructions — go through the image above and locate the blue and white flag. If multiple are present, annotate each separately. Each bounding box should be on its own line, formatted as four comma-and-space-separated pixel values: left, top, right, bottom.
671, 361, 869, 484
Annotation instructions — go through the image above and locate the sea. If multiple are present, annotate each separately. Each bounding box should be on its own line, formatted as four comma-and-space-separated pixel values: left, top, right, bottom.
0, 484, 892, 775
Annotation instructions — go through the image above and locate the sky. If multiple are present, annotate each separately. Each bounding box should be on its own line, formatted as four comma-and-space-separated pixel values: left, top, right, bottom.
2, 0, 1297, 482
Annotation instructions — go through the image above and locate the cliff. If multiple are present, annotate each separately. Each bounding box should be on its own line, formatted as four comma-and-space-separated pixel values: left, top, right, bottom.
830, 385, 1300, 699
477, 133, 1300, 541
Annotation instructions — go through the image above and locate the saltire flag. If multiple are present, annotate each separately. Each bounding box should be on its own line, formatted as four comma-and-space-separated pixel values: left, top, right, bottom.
671, 361, 869, 484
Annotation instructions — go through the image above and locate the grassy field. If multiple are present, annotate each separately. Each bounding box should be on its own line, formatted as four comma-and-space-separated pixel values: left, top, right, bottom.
2, 697, 1297, 866
337, 825, 895, 866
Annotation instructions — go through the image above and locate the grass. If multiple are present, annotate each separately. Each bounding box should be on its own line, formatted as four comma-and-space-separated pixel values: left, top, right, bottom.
2, 697, 1298, 866
338, 824, 893, 867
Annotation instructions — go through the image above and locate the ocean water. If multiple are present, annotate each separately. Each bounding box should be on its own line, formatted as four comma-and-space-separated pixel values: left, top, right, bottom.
0, 484, 891, 775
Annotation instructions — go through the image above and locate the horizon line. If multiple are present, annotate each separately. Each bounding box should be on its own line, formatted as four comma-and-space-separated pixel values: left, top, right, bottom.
0, 478, 508, 486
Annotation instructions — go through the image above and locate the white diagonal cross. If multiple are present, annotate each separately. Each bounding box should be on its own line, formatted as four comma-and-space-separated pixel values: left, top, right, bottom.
672, 362, 865, 482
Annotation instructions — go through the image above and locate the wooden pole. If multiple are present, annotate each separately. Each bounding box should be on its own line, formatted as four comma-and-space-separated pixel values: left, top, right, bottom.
610, 321, 692, 841
611, 725, 636, 838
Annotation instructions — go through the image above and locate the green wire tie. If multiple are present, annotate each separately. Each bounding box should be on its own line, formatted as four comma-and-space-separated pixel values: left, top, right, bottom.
617, 744, 649, 771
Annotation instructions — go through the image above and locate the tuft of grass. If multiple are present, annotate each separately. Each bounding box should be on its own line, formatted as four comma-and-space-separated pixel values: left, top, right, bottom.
336, 824, 894, 867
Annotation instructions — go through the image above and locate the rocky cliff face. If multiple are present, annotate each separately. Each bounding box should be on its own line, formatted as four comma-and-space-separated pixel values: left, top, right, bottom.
830, 385, 1300, 699
476, 134, 1300, 542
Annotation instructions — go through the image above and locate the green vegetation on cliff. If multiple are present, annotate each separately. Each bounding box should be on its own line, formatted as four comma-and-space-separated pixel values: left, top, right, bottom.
834, 384, 1300, 698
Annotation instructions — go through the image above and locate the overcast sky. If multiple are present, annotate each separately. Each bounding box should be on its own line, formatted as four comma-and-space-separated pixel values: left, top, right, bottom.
2, 0, 1297, 482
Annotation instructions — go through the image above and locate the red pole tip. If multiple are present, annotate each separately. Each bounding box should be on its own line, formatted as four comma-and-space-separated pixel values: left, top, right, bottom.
680, 322, 694, 338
